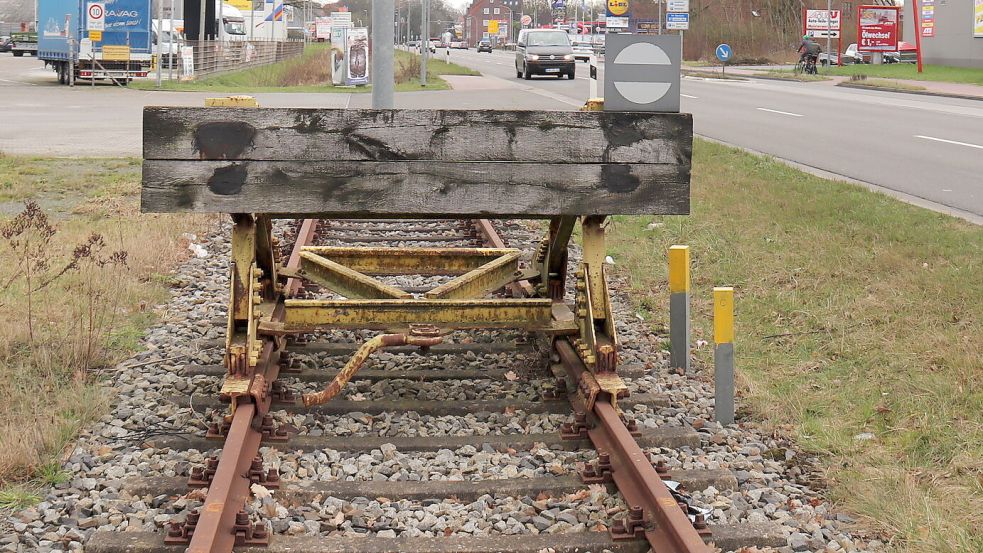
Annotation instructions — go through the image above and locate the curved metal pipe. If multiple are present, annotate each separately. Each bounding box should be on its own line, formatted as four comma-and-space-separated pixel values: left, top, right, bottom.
301, 333, 443, 407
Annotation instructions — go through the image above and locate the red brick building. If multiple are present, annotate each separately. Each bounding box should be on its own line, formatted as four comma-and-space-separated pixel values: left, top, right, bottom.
464, 0, 522, 47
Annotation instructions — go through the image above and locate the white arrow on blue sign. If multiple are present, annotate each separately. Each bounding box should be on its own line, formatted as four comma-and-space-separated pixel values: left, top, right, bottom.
715, 44, 733, 62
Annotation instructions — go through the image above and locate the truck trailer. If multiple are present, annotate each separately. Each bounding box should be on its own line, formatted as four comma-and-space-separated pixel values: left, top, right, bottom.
37, 0, 152, 84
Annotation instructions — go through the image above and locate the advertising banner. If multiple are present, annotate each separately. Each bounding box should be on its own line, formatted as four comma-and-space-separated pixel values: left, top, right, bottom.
975, 0, 983, 37
857, 5, 899, 51
805, 9, 840, 31
607, 0, 628, 18
346, 27, 369, 86
330, 27, 346, 85
315, 16, 331, 40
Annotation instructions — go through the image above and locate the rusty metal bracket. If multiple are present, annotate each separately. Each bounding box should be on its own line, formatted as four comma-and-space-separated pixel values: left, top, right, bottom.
580, 451, 613, 484
610, 506, 648, 541
560, 412, 589, 440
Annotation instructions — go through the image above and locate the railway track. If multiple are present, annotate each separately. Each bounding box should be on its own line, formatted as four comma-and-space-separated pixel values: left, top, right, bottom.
62, 217, 787, 553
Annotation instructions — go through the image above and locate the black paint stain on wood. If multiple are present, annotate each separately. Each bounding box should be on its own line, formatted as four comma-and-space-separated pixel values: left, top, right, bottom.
193, 122, 257, 160
600, 165, 640, 193
208, 164, 248, 195
293, 112, 323, 134
343, 127, 406, 161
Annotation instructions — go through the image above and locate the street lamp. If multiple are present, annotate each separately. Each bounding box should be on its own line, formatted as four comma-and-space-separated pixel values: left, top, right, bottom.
498, 0, 520, 45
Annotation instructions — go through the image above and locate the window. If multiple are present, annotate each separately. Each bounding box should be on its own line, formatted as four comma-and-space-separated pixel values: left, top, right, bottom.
494, 8, 500, 14
482, 19, 488, 26
483, 7, 489, 14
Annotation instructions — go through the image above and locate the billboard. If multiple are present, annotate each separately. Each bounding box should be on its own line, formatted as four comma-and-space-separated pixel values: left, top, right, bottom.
346, 27, 369, 86
315, 16, 331, 40
975, 0, 983, 37
857, 5, 899, 52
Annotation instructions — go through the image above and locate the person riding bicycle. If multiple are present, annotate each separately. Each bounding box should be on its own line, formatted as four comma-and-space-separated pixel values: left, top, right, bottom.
798, 34, 822, 66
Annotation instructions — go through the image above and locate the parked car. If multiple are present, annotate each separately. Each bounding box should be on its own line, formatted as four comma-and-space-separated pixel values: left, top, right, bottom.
450, 40, 467, 49
570, 41, 594, 62
884, 41, 917, 64
407, 39, 420, 48
515, 29, 575, 80
819, 43, 868, 66
0, 36, 12, 53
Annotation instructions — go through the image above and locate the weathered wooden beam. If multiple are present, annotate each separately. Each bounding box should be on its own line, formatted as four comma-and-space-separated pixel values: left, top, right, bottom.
141, 160, 690, 216
143, 108, 693, 164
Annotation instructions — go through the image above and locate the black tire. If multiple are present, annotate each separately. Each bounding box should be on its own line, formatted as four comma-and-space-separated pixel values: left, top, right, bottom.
57, 63, 66, 84
13, 51, 23, 57
567, 70, 575, 80
523, 66, 532, 80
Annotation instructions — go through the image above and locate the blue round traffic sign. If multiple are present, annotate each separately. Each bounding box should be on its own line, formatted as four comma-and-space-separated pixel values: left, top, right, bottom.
715, 43, 733, 63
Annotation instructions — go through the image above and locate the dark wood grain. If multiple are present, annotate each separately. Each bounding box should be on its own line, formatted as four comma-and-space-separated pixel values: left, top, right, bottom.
141, 108, 692, 216
143, 107, 693, 164
142, 159, 690, 215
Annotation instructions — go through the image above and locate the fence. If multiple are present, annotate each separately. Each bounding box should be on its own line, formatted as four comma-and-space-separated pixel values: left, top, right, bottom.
181, 40, 305, 79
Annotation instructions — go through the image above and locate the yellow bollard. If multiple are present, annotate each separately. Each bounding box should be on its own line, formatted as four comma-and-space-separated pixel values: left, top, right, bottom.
668, 245, 690, 372
713, 287, 735, 425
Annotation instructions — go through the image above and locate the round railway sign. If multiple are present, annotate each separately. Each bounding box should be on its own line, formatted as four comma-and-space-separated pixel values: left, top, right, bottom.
88, 3, 103, 20
520, 14, 532, 26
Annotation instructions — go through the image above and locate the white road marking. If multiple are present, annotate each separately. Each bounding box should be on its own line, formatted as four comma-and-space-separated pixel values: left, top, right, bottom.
915, 135, 983, 150
756, 107, 803, 117
681, 94, 698, 99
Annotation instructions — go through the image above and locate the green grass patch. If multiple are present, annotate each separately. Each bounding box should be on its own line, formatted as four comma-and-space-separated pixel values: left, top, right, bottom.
607, 139, 982, 553
827, 63, 983, 86
132, 44, 477, 93
757, 69, 830, 81
842, 78, 928, 92
0, 156, 213, 502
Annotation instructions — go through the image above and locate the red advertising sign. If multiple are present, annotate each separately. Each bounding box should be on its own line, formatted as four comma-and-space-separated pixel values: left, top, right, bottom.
857, 5, 899, 51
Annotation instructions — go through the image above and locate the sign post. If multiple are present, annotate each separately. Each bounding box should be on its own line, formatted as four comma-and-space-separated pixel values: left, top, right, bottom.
911, 0, 924, 73
715, 43, 732, 76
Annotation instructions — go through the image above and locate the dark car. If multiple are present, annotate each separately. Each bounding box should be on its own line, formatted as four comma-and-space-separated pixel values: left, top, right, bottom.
0, 37, 12, 53
515, 29, 575, 80
477, 39, 492, 53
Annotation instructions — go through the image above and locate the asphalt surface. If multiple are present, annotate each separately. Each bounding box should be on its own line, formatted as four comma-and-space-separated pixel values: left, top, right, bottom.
1, 49, 980, 220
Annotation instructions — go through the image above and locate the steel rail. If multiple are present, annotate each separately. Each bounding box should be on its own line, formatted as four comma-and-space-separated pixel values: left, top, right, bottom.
470, 220, 708, 553
185, 219, 318, 553
556, 339, 711, 553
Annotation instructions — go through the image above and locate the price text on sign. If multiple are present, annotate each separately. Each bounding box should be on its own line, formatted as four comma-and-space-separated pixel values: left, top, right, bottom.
607, 0, 629, 17
856, 5, 899, 52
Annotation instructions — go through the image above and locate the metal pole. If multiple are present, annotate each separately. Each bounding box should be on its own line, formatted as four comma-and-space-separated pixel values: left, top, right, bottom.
371, 0, 394, 108
825, 0, 831, 73
420, 0, 429, 86
169, 0, 175, 79
219, 0, 224, 41
156, 0, 164, 87
198, 0, 205, 42
659, 0, 662, 34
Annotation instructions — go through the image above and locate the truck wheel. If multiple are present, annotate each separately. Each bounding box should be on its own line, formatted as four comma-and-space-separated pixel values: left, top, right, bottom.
13, 51, 23, 57
57, 63, 66, 84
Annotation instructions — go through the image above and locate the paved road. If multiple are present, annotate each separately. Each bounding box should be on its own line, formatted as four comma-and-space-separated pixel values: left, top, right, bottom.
446, 48, 983, 220
1, 49, 980, 220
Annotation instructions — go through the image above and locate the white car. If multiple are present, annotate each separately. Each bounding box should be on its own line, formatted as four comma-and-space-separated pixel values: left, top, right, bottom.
571, 41, 593, 62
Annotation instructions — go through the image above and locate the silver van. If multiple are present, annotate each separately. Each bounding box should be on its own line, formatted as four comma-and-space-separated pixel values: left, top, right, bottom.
515, 29, 575, 80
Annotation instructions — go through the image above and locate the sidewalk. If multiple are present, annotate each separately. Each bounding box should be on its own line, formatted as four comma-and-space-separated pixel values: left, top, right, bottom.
683, 65, 983, 101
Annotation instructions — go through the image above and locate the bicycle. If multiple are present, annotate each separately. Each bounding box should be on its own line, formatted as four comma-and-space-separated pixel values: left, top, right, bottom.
794, 56, 818, 76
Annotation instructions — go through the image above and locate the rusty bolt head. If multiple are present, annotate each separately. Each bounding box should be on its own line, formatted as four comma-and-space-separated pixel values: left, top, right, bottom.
694, 513, 707, 529
629, 506, 644, 521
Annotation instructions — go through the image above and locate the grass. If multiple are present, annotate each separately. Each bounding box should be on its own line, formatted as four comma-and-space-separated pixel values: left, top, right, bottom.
841, 78, 928, 92
131, 44, 478, 93
0, 155, 212, 501
826, 63, 983, 86
757, 69, 831, 81
606, 139, 982, 553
